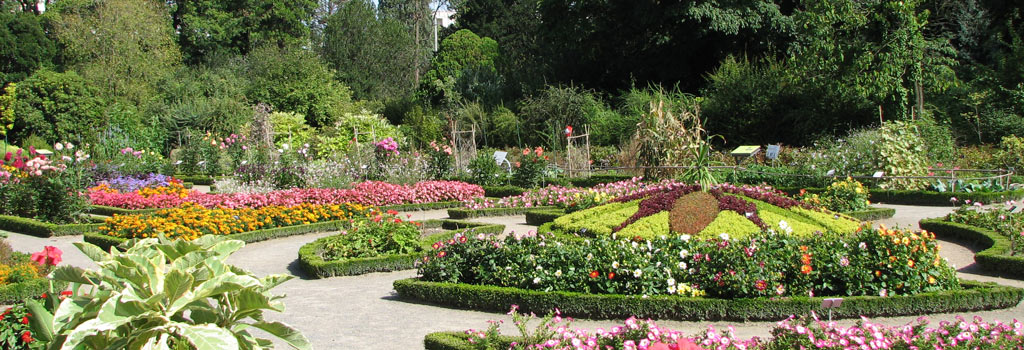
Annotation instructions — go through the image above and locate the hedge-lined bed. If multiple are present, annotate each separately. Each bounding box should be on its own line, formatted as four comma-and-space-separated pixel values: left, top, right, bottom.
778, 187, 1024, 206
0, 215, 103, 238
83, 219, 353, 251
298, 220, 505, 278
393, 278, 1022, 322
0, 278, 67, 305
448, 206, 556, 219
525, 208, 566, 225
173, 174, 221, 186
919, 219, 1024, 278
843, 206, 896, 221
86, 205, 160, 217
86, 200, 464, 218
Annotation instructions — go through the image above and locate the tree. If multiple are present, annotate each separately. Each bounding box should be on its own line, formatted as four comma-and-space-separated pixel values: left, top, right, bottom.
0, 9, 55, 86
0, 83, 14, 138
245, 44, 354, 128
419, 29, 499, 107
170, 0, 317, 64
321, 0, 417, 102
9, 70, 105, 144
49, 0, 181, 106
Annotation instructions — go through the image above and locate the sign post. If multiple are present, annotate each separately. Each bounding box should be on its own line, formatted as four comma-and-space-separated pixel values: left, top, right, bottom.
820, 298, 843, 322
730, 145, 760, 166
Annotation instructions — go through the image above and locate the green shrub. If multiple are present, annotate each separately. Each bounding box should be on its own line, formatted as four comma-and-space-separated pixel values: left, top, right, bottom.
467, 152, 508, 186
996, 135, 1024, 171
920, 219, 1024, 278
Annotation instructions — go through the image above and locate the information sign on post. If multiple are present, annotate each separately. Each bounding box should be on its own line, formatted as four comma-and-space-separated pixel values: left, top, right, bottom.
730, 145, 760, 165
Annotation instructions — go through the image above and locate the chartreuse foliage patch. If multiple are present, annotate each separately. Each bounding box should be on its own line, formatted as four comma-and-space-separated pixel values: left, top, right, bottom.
551, 184, 859, 239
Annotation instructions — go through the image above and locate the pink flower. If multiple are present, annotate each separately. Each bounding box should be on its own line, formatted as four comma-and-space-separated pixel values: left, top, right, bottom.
30, 246, 63, 266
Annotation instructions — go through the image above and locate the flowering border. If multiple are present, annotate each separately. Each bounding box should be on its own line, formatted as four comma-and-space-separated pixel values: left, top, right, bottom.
83, 218, 353, 251
778, 187, 1024, 206
920, 219, 1024, 279
298, 220, 505, 278
393, 278, 1022, 321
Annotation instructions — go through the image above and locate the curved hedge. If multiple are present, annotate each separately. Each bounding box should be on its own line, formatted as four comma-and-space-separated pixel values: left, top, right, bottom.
525, 208, 566, 225
0, 215, 102, 238
0, 278, 67, 304
298, 220, 505, 278
919, 219, 1024, 279
777, 187, 1024, 206
843, 207, 896, 221
393, 278, 1022, 322
84, 219, 351, 251
448, 205, 555, 220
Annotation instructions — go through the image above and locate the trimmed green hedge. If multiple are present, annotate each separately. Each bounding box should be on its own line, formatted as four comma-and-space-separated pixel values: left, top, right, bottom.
777, 187, 1024, 206
843, 207, 896, 221
83, 219, 352, 251
0, 278, 68, 304
393, 278, 1022, 322
86, 205, 160, 217
298, 220, 506, 278
448, 206, 556, 219
525, 208, 566, 225
425, 332, 500, 350
919, 219, 1024, 278
381, 201, 465, 212
482, 185, 526, 198
0, 215, 102, 238
173, 174, 219, 185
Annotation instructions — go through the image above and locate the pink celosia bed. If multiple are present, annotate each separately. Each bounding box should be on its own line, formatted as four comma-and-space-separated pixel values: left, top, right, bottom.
88, 180, 484, 209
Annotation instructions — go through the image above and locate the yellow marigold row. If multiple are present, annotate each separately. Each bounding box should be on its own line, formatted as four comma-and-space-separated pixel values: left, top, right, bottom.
99, 202, 375, 241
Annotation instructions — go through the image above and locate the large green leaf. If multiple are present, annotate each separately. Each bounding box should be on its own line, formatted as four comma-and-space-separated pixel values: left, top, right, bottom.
249, 321, 312, 350
173, 323, 240, 350
208, 240, 245, 257
24, 299, 54, 342
163, 269, 195, 308
50, 265, 94, 285
74, 241, 110, 262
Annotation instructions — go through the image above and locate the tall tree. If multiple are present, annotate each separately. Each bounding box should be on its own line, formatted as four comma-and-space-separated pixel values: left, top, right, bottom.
170, 0, 316, 64
453, 0, 545, 99
379, 0, 435, 85
0, 8, 54, 86
321, 0, 417, 101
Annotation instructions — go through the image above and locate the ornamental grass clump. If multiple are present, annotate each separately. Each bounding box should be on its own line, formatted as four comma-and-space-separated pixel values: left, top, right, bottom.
24, 237, 310, 350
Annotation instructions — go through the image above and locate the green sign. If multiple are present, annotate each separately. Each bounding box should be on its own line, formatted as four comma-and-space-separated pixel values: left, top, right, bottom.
730, 145, 760, 155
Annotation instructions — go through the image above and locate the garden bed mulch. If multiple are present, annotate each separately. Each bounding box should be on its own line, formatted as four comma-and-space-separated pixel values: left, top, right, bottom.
393, 278, 1023, 322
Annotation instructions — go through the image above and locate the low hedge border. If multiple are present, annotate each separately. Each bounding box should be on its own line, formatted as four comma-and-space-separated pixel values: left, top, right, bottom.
381, 201, 466, 212
525, 208, 566, 225
393, 278, 1022, 322
86, 205, 160, 217
425, 332, 498, 350
0, 278, 68, 304
919, 219, 1024, 278
842, 207, 896, 221
83, 219, 352, 251
0, 215, 102, 238
172, 175, 221, 186
482, 185, 526, 198
448, 206, 556, 219
776, 187, 1024, 206
297, 220, 505, 278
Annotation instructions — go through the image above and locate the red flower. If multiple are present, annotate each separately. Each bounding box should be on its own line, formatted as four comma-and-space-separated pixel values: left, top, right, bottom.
755, 280, 767, 291
386, 210, 399, 216
30, 246, 63, 266
60, 291, 73, 299
21, 331, 32, 343
437, 251, 447, 258
372, 215, 382, 223
589, 270, 600, 278
22, 316, 29, 324
607, 272, 616, 279
801, 264, 813, 274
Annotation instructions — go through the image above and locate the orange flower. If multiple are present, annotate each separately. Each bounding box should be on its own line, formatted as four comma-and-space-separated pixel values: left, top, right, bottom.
907, 259, 915, 268
800, 264, 813, 274
589, 270, 600, 278
799, 246, 808, 252
522, 148, 530, 155
800, 254, 812, 265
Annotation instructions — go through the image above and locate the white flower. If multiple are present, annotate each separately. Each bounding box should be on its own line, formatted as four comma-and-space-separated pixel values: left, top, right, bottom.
554, 269, 563, 277
633, 269, 643, 278
586, 253, 593, 261
54, 143, 63, 151
65, 142, 73, 150
719, 233, 730, 241
174, 160, 183, 165
667, 278, 676, 286
677, 261, 687, 270
679, 249, 689, 259
680, 234, 691, 242
667, 285, 677, 294
282, 143, 290, 150
612, 261, 620, 269
533, 277, 541, 284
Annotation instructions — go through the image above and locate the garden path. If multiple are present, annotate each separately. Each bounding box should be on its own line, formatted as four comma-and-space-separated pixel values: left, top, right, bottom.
4, 203, 1023, 349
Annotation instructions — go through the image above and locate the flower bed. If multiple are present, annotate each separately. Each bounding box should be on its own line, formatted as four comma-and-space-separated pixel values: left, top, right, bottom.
551, 184, 859, 240
416, 226, 957, 299
465, 178, 658, 212
778, 187, 1024, 206
919, 219, 1024, 279
95, 202, 374, 241
424, 310, 1024, 350
88, 180, 484, 209
0, 244, 65, 304
298, 219, 505, 278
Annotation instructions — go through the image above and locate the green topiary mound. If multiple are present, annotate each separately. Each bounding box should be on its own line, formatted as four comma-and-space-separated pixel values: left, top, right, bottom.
552, 183, 860, 240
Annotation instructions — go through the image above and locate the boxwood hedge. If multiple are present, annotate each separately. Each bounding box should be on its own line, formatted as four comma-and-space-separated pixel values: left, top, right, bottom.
0, 215, 102, 238
393, 278, 1022, 322
777, 187, 1024, 206
298, 220, 505, 278
919, 219, 1024, 279
448, 206, 556, 220
843, 207, 896, 221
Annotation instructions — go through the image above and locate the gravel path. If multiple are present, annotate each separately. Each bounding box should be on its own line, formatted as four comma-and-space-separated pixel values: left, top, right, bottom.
4, 204, 1023, 349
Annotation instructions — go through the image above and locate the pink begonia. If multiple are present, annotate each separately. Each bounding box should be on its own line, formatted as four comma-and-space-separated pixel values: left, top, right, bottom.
89, 180, 484, 209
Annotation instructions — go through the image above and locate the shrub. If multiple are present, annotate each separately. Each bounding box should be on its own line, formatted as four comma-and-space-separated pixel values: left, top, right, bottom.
996, 135, 1024, 171
511, 147, 548, 188
0, 145, 90, 224
800, 178, 870, 212
315, 214, 421, 260
467, 152, 507, 186
25, 237, 311, 350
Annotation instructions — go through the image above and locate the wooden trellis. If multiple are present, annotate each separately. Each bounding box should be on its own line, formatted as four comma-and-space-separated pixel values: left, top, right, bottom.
566, 125, 591, 177
451, 121, 477, 175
